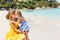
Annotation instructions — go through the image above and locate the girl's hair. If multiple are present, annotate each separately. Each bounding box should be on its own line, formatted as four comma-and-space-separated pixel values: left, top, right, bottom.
17, 11, 22, 17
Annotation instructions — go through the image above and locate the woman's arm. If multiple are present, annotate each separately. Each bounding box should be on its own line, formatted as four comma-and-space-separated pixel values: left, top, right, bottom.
10, 21, 23, 34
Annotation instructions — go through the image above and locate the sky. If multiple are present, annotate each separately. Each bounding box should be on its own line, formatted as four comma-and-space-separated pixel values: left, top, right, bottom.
57, 0, 60, 3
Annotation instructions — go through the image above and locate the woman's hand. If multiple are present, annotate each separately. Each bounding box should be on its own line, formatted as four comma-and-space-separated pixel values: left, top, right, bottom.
17, 30, 23, 34
10, 21, 23, 34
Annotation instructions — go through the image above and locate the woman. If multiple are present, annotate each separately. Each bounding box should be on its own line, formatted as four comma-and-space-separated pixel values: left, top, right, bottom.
6, 10, 26, 40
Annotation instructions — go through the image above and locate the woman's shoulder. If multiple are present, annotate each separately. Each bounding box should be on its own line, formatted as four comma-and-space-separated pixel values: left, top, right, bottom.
9, 20, 15, 23
9, 20, 19, 26
9, 20, 17, 25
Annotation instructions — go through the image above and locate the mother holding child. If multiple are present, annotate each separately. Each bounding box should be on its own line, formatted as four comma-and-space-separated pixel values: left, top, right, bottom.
6, 9, 29, 40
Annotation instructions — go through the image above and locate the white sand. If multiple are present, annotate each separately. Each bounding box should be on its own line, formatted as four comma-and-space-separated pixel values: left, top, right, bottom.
0, 11, 60, 40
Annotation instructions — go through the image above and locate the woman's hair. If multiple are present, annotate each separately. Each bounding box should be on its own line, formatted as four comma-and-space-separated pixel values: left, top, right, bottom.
6, 9, 16, 20
6, 9, 23, 20
6, 13, 10, 20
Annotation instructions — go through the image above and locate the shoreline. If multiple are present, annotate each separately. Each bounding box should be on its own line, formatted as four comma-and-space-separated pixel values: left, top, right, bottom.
0, 9, 60, 40
0, 7, 60, 11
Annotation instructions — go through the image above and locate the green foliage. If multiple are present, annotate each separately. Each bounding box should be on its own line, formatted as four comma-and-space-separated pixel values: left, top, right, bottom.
14, 1, 36, 9
48, 1, 58, 8
0, 0, 59, 10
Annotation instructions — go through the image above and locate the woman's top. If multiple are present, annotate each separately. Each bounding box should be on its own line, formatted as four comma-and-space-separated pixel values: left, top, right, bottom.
6, 21, 25, 40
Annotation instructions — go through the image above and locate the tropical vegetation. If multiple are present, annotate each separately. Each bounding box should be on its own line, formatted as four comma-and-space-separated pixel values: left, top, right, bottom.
0, 0, 59, 10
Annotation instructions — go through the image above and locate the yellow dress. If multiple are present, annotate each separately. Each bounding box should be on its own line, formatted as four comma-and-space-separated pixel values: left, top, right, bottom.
6, 23, 26, 40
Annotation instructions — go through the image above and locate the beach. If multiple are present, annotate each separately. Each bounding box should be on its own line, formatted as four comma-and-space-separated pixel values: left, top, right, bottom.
0, 9, 60, 40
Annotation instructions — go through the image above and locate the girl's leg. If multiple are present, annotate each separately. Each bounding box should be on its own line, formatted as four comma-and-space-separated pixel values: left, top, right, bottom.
22, 37, 26, 40
24, 32, 29, 40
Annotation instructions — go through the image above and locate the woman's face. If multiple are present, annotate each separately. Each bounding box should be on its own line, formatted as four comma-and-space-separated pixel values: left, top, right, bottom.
10, 12, 15, 20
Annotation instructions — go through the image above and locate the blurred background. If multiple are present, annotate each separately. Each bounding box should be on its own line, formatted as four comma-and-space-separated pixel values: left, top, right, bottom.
0, 0, 60, 10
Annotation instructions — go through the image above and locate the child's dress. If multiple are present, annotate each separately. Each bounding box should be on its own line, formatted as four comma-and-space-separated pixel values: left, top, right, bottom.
19, 20, 29, 32
6, 22, 26, 40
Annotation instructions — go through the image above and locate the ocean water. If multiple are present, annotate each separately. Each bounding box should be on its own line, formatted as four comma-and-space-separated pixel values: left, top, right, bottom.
0, 8, 60, 40
21, 8, 60, 26
21, 8, 60, 40
21, 8, 60, 18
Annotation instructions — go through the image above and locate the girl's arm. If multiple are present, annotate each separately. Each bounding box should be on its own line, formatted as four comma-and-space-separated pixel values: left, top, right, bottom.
10, 21, 23, 34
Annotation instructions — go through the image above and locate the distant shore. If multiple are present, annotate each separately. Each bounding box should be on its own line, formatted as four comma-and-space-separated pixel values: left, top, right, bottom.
0, 1, 60, 11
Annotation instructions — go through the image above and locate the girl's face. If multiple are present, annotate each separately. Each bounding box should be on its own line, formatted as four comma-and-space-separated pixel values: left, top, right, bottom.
15, 11, 20, 18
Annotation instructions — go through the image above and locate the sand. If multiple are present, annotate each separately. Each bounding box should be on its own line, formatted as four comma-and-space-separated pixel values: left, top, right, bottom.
0, 11, 60, 40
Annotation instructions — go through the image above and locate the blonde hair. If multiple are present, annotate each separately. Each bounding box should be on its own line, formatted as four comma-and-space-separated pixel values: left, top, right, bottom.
6, 9, 16, 20
15, 10, 22, 17
6, 13, 10, 20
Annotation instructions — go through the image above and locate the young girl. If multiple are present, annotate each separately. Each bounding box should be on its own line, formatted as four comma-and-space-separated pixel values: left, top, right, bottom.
15, 10, 29, 40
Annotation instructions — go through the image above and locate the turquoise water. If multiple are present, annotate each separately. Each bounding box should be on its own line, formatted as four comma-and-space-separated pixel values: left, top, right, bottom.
21, 8, 60, 40
21, 8, 60, 19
